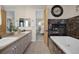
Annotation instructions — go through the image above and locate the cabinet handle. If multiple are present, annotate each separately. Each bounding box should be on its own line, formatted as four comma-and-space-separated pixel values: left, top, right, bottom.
12, 46, 16, 50
12, 48, 15, 50
14, 46, 16, 49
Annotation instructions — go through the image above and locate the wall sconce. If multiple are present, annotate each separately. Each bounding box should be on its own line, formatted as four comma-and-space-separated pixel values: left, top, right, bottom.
76, 5, 79, 12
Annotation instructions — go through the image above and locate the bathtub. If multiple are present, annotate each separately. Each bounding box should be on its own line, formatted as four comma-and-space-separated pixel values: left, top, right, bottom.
50, 36, 79, 54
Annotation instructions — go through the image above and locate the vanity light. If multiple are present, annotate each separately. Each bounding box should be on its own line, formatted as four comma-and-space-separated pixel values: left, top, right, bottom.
76, 5, 79, 12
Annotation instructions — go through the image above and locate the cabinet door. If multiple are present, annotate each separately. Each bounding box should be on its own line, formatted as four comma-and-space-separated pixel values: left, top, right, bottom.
1, 44, 16, 54
20, 36, 28, 53
15, 41, 22, 54
26, 33, 32, 45
15, 36, 28, 54
22, 34, 31, 52
15, 38, 25, 54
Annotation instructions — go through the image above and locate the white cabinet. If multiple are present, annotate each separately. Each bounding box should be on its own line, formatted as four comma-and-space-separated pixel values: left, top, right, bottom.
1, 44, 16, 54
0, 32, 32, 54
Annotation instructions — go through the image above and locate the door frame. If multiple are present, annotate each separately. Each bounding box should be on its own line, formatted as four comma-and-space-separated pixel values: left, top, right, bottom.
44, 6, 48, 46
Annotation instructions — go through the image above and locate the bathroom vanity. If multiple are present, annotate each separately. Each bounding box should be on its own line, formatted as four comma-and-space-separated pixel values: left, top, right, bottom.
0, 31, 32, 54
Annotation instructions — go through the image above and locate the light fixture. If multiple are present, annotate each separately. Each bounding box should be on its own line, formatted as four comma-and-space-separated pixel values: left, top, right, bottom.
76, 5, 79, 12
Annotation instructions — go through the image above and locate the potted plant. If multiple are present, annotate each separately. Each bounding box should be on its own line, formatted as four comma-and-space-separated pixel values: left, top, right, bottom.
13, 27, 18, 35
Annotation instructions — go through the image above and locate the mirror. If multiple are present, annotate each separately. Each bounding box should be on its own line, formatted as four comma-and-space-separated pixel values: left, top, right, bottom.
18, 18, 30, 31
19, 18, 30, 27
0, 15, 2, 31
6, 11, 15, 33
6, 18, 13, 32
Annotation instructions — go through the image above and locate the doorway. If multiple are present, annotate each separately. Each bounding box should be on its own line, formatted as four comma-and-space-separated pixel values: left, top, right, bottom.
44, 6, 48, 46
36, 9, 44, 41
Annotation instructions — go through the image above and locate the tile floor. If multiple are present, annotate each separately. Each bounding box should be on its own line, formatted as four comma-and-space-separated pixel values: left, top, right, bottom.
24, 41, 50, 54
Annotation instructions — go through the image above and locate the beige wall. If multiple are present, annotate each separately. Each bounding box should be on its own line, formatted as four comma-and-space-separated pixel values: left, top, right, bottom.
48, 5, 79, 19
15, 7, 36, 41
5, 6, 37, 41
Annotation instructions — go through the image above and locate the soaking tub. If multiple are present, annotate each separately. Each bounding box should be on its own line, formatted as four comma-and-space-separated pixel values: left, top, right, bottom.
50, 36, 79, 54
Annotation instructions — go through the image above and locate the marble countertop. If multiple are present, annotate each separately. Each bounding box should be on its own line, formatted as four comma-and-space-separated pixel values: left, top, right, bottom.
50, 36, 79, 54
0, 31, 31, 50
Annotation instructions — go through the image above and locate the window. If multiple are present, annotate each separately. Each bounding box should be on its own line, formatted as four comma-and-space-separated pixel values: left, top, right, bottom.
19, 18, 30, 27
25, 20, 29, 27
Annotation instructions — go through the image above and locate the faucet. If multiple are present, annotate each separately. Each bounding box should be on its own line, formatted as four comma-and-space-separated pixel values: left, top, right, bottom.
0, 35, 2, 39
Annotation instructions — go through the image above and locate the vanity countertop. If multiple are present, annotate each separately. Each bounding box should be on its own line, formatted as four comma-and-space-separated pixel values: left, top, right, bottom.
50, 36, 79, 54
0, 31, 31, 50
